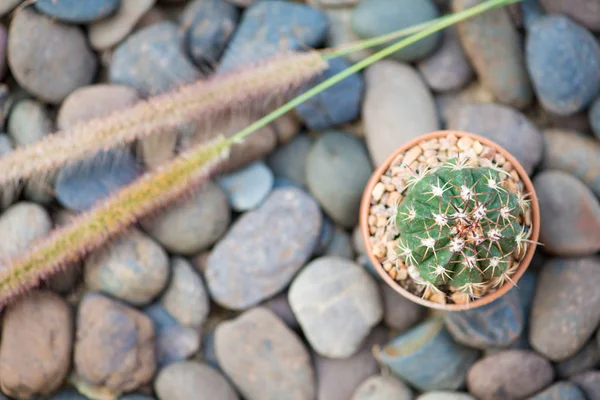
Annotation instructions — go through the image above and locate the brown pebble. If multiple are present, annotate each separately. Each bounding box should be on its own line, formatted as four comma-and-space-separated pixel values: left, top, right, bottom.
373, 242, 386, 258
388, 268, 397, 280
457, 136, 474, 150
372, 183, 385, 201
403, 146, 422, 166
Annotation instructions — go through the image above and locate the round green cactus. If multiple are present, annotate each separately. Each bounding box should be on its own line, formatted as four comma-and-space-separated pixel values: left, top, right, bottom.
394, 158, 530, 297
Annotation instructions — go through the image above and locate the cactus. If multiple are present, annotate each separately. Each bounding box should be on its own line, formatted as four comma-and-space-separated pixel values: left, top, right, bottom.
394, 158, 531, 298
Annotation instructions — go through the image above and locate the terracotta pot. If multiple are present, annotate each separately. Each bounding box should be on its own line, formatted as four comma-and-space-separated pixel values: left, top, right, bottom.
359, 130, 540, 311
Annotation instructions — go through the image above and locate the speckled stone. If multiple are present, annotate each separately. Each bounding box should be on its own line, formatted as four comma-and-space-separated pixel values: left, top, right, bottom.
110, 22, 201, 97
466, 350, 554, 399
525, 15, 600, 115
452, 0, 533, 109
541, 129, 600, 197
351, 375, 413, 400
530, 256, 600, 361
375, 318, 480, 391
8, 8, 97, 104
534, 170, 600, 256
289, 257, 383, 358
155, 361, 239, 400
529, 382, 585, 400
555, 338, 600, 378
445, 287, 523, 349
205, 187, 321, 310
215, 307, 315, 400
571, 371, 600, 400
540, 0, 600, 31
447, 102, 543, 174
34, 0, 119, 23
266, 133, 313, 187
0, 202, 51, 261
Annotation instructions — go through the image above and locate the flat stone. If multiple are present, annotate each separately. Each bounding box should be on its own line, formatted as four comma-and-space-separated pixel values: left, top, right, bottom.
571, 371, 600, 400
216, 161, 274, 212
84, 228, 170, 306
351, 375, 413, 400
447, 102, 543, 174
34, 0, 119, 23
534, 170, 600, 256
289, 256, 383, 358
0, 291, 72, 399
205, 187, 321, 310
215, 307, 315, 400
363, 60, 439, 166
555, 338, 600, 378
380, 282, 425, 333
140, 181, 230, 255
8, 7, 97, 104
530, 256, 600, 361
540, 0, 600, 31
525, 15, 600, 115
375, 317, 480, 391
452, 0, 533, 109
305, 131, 373, 228
155, 361, 239, 400
466, 350, 554, 399
529, 382, 585, 400
266, 133, 313, 187
0, 202, 51, 261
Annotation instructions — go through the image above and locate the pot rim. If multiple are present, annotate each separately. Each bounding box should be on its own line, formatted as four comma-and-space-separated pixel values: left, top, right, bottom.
359, 130, 541, 311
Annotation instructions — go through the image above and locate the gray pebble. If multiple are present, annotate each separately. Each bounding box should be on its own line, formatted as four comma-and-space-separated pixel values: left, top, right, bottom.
155, 361, 239, 400
261, 291, 299, 329
7, 99, 52, 146
529, 381, 585, 400
325, 226, 355, 259
571, 370, 600, 400
0, 24, 6, 80
555, 338, 600, 378
416, 393, 475, 400
380, 283, 425, 333
0, 0, 21, 16
266, 133, 313, 187
352, 375, 413, 400
0, 202, 51, 261
0, 135, 17, 210
590, 95, 600, 139
217, 161, 274, 212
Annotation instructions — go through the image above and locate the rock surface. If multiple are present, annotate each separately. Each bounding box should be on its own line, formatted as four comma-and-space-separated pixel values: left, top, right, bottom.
154, 361, 239, 400
34, 0, 119, 23
216, 161, 274, 212
352, 375, 413, 400
571, 371, 600, 400
540, 0, 600, 31
380, 283, 425, 332
529, 382, 585, 400
266, 133, 313, 187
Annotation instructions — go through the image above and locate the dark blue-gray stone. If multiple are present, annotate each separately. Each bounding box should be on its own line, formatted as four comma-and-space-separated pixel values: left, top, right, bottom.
110, 22, 202, 97
295, 57, 364, 130
529, 382, 586, 400
180, 0, 239, 68
325, 226, 354, 260
216, 1, 328, 72
273, 177, 303, 189
590, 95, 600, 139
351, 0, 441, 62
54, 149, 141, 211
571, 371, 600, 400
526, 15, 600, 116
35, 0, 119, 23
49, 388, 89, 399
120, 395, 156, 400
266, 133, 313, 187
313, 212, 334, 257
555, 338, 600, 378
375, 317, 481, 391
200, 329, 221, 371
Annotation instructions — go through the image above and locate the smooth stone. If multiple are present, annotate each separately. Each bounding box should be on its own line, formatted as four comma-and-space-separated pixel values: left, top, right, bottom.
216, 1, 328, 72
266, 133, 313, 187
215, 307, 315, 400
54, 149, 141, 211
325, 226, 355, 259
351, 0, 441, 62
417, 27, 474, 92
452, 0, 533, 109
530, 256, 600, 361
416, 393, 475, 400
309, 0, 358, 6
363, 60, 439, 165
8, 8, 97, 104
556, 338, 600, 378
140, 181, 230, 255
542, 129, 600, 197
289, 256, 383, 358
57, 84, 139, 131
534, 170, 600, 256
0, 135, 17, 210
445, 287, 523, 349
590, 96, 600, 139
540, 0, 600, 31
0, 24, 6, 80
529, 382, 585, 400
351, 375, 413, 400
375, 317, 480, 391
305, 131, 373, 228
380, 283, 425, 333
571, 371, 600, 400
0, 291, 73, 399
49, 388, 89, 399
314, 326, 389, 400
84, 228, 170, 306
74, 293, 156, 393
466, 350, 554, 399
155, 361, 239, 400
0, 202, 51, 260
313, 212, 334, 256
323, 8, 372, 63
7, 99, 52, 146
261, 291, 298, 329
526, 15, 600, 116
35, 0, 119, 23
110, 22, 201, 97
205, 187, 321, 310
0, 0, 21, 16
180, 0, 239, 67
447, 102, 543, 174
160, 257, 210, 329
216, 161, 274, 212
295, 57, 364, 130
88, 0, 155, 50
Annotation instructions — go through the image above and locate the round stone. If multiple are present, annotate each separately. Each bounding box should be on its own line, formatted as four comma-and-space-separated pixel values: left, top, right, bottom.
216, 161, 274, 212
416, 393, 475, 400
555, 338, 600, 378
466, 350, 554, 399
34, 0, 119, 23
525, 15, 600, 115
140, 181, 230, 255
528, 382, 585, 400
266, 133, 313, 187
571, 371, 600, 400
0, 202, 51, 261
8, 7, 97, 104
261, 291, 299, 329
305, 131, 373, 228
352, 376, 413, 400
380, 282, 425, 332
84, 228, 170, 306
160, 257, 210, 329
530, 256, 600, 361
0, 291, 72, 399
7, 99, 53, 146
288, 256, 383, 358
215, 307, 315, 400
539, 0, 600, 32
155, 361, 239, 400
534, 170, 600, 256
205, 187, 321, 310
